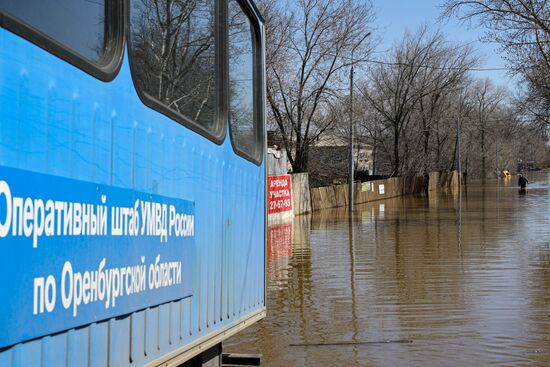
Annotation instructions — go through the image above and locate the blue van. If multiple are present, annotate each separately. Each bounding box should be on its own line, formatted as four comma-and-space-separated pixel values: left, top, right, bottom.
0, 0, 266, 365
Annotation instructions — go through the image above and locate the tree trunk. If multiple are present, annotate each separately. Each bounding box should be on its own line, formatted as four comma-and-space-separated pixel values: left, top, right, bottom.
481, 128, 486, 178
435, 120, 441, 171
372, 144, 377, 175
393, 125, 400, 177
423, 129, 430, 175
292, 145, 309, 173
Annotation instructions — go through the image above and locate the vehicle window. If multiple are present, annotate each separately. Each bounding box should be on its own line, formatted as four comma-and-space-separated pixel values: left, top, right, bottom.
228, 0, 261, 162
130, 0, 218, 133
0, 0, 108, 64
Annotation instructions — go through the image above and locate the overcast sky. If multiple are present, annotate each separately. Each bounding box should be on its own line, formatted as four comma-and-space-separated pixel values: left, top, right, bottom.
372, 0, 518, 90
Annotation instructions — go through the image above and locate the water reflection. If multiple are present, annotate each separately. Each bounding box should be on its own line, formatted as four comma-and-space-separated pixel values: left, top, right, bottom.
226, 171, 550, 366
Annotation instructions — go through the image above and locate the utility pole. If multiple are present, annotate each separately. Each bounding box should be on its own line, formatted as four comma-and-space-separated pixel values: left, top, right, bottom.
348, 32, 371, 214
457, 115, 463, 236
348, 51, 355, 213
456, 115, 462, 192
495, 134, 499, 177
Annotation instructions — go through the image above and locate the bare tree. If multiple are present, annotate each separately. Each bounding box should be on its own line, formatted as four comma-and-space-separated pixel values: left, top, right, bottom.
443, 0, 550, 125
416, 42, 477, 175
467, 79, 507, 177
359, 27, 475, 176
259, 0, 374, 173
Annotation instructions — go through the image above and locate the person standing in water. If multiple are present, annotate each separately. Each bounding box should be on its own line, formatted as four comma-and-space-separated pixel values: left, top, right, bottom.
518, 173, 529, 194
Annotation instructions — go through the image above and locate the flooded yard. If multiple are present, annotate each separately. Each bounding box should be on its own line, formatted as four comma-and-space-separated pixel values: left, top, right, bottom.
226, 171, 550, 366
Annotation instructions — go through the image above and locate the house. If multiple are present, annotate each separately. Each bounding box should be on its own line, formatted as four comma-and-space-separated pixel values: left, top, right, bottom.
308, 134, 373, 187
266, 130, 373, 186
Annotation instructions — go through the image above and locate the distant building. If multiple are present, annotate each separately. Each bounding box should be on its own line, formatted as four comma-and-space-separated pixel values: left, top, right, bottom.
308, 134, 373, 187
266, 130, 374, 186
517, 160, 537, 173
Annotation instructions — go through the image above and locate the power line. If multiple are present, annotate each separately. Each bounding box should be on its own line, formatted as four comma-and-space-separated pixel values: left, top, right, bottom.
362, 58, 507, 72
278, 44, 509, 72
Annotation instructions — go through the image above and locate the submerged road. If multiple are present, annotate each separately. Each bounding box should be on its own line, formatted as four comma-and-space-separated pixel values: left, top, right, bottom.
225, 170, 550, 366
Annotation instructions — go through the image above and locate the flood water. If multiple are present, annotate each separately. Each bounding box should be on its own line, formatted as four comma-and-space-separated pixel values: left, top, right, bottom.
225, 170, 550, 366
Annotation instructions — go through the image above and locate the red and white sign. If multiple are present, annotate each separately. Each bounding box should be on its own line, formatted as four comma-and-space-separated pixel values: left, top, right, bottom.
268, 175, 293, 214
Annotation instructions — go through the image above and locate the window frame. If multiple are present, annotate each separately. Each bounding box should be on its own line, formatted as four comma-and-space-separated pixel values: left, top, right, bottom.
0, 0, 124, 82
126, 0, 227, 145
226, 0, 264, 165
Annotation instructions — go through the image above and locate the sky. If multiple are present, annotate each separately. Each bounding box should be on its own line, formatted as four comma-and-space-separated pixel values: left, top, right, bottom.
372, 0, 518, 90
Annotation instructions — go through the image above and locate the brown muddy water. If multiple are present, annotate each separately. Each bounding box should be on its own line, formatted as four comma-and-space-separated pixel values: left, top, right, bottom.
225, 170, 550, 366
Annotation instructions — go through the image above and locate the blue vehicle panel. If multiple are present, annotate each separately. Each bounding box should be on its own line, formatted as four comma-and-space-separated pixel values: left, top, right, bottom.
0, 166, 195, 348
0, 3, 266, 365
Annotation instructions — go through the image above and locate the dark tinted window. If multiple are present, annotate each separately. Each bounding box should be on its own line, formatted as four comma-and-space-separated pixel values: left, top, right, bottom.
130, 0, 218, 132
228, 0, 261, 161
1, 0, 108, 63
